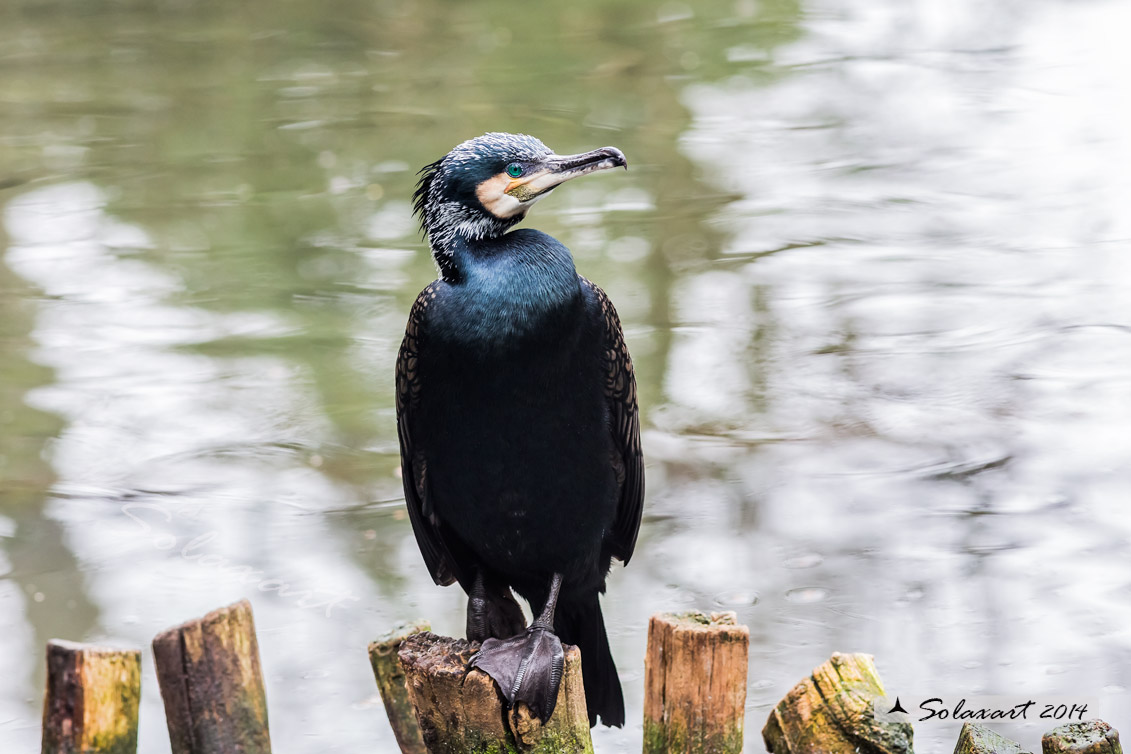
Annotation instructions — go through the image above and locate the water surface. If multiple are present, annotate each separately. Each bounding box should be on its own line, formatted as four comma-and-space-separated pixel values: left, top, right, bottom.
2, 0, 1130, 751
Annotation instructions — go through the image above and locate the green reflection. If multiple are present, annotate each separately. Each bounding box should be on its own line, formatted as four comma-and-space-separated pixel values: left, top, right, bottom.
0, 0, 805, 734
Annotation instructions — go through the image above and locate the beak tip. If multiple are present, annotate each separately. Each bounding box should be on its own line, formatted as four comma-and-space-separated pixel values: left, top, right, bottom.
607, 147, 628, 170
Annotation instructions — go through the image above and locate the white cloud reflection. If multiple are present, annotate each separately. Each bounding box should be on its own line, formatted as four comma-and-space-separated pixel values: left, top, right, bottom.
2, 182, 405, 752
667, 0, 1131, 748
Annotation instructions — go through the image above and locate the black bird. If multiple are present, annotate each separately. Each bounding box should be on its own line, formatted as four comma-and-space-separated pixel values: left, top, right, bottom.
396, 132, 643, 727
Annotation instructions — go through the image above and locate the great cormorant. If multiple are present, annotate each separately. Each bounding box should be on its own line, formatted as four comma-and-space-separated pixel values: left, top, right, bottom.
396, 132, 643, 727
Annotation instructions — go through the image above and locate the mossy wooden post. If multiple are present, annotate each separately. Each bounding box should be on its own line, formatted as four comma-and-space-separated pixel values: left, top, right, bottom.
954, 722, 1032, 754
643, 610, 749, 754
41, 640, 141, 754
762, 652, 914, 754
398, 631, 592, 754
152, 599, 271, 754
1042, 720, 1122, 754
369, 620, 430, 754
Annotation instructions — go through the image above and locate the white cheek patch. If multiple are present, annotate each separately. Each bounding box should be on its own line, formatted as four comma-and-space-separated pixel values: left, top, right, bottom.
488, 192, 526, 219
476, 172, 552, 220
477, 173, 524, 219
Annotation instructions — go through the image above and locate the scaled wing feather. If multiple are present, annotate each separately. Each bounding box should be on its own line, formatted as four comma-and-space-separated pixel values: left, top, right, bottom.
396, 285, 461, 586
582, 277, 645, 564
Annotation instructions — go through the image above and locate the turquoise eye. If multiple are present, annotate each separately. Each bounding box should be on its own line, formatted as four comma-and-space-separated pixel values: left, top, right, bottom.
506, 163, 524, 178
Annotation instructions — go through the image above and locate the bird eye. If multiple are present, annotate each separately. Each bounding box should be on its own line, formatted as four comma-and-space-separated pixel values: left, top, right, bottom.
506, 163, 524, 178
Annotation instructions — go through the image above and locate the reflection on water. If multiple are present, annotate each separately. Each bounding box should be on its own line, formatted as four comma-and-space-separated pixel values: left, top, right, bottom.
2, 0, 1130, 751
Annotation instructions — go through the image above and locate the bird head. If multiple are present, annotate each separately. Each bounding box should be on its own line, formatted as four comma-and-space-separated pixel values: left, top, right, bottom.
413, 132, 627, 253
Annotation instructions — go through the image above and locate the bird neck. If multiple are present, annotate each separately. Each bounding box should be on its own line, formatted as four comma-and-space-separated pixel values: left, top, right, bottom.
435, 229, 582, 348
426, 203, 524, 281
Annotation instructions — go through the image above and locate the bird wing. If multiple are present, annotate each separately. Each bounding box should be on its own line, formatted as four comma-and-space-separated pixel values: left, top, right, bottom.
396, 284, 460, 586
581, 277, 645, 564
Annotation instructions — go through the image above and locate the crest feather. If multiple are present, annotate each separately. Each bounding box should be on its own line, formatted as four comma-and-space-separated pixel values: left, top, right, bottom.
413, 157, 443, 232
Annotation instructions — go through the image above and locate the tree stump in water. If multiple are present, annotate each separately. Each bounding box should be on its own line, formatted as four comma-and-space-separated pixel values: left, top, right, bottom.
152, 598, 271, 754
1042, 721, 1122, 754
397, 631, 592, 754
643, 610, 749, 754
762, 652, 914, 754
369, 620, 430, 754
41, 640, 141, 754
954, 722, 1033, 754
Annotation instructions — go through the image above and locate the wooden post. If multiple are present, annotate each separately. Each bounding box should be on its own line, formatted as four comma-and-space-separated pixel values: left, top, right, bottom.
955, 722, 1033, 754
152, 599, 271, 754
41, 640, 141, 754
762, 652, 913, 754
643, 610, 749, 754
369, 620, 430, 754
397, 631, 593, 754
1042, 721, 1122, 754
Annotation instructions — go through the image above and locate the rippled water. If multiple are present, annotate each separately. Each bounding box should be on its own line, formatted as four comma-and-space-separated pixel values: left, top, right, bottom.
2, 1, 1130, 751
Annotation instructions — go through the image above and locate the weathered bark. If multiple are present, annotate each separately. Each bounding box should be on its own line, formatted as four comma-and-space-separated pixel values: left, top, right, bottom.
398, 631, 592, 754
954, 722, 1032, 754
762, 652, 914, 754
152, 598, 271, 754
369, 620, 431, 754
642, 610, 749, 754
41, 640, 141, 754
1042, 720, 1122, 754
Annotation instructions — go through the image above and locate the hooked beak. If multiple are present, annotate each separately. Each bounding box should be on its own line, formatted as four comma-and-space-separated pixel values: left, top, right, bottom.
505, 146, 628, 201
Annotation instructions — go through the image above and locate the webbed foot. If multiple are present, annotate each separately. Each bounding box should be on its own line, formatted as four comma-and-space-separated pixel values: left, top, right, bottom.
470, 624, 565, 723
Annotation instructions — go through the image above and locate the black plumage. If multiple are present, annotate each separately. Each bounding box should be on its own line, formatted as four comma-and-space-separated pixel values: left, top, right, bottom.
395, 132, 642, 727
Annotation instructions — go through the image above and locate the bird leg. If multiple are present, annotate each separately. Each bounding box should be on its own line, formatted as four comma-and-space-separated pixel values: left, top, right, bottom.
470, 573, 565, 723
466, 571, 527, 642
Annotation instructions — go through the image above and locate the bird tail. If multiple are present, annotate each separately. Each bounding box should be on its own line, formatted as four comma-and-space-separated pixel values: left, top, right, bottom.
555, 593, 624, 728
